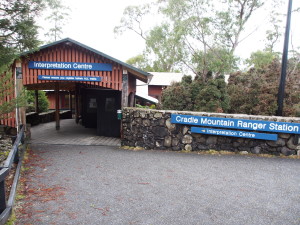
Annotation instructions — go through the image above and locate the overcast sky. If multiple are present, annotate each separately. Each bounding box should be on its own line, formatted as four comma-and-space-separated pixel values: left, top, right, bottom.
38, 0, 300, 64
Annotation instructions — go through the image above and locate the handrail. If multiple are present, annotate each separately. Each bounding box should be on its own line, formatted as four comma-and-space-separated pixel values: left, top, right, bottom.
2, 126, 24, 169
0, 125, 26, 225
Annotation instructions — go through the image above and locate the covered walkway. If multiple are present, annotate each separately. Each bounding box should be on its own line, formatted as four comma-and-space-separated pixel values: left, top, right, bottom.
29, 119, 121, 146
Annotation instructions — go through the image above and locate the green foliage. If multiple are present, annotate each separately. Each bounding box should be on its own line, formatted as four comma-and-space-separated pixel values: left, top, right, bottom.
0, 0, 47, 118
145, 23, 184, 72
161, 75, 229, 113
0, 68, 27, 119
246, 50, 279, 69
136, 104, 156, 109
116, 0, 265, 75
27, 90, 49, 113
114, 4, 151, 40
194, 76, 229, 112
0, 0, 45, 67
192, 48, 238, 78
162, 57, 300, 116
159, 0, 263, 76
228, 59, 300, 116
126, 54, 155, 72
161, 81, 193, 111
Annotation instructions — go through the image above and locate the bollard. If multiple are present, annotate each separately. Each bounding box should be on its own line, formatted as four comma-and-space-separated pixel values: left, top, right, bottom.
117, 109, 122, 120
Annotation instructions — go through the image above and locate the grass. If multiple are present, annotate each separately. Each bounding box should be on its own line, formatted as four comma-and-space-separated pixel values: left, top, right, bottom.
5, 211, 16, 225
121, 146, 144, 151
122, 145, 299, 159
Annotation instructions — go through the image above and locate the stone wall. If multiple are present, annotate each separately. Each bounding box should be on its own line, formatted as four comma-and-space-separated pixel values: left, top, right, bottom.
121, 108, 300, 156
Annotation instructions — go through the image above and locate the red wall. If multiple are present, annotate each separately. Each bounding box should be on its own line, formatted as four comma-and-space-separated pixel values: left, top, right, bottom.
46, 92, 71, 110
0, 69, 16, 127
21, 42, 123, 91
148, 85, 163, 100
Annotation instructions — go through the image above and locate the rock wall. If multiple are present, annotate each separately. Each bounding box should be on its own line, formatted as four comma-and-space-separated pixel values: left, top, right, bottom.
121, 108, 300, 156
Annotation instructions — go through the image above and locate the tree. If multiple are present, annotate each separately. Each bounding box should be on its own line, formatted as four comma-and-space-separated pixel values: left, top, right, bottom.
126, 54, 155, 72
194, 75, 229, 113
246, 50, 279, 70
228, 59, 300, 116
0, 0, 45, 119
44, 0, 70, 42
116, 0, 267, 114
145, 23, 184, 72
0, 0, 45, 66
161, 74, 230, 113
116, 0, 265, 77
114, 4, 151, 40
0, 70, 27, 119
27, 90, 49, 113
160, 80, 193, 111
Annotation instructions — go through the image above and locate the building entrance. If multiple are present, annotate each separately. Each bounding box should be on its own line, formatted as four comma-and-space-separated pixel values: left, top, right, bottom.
82, 89, 121, 137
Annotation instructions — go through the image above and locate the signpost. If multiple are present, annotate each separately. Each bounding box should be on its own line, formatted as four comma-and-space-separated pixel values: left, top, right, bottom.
191, 127, 278, 141
171, 114, 300, 134
29, 61, 112, 71
171, 113, 300, 141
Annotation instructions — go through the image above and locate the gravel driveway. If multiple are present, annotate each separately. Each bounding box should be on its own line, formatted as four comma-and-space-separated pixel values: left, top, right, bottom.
16, 144, 300, 225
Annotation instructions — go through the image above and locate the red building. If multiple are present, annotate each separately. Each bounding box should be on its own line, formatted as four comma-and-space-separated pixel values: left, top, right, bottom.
1, 38, 151, 137
137, 72, 184, 102
45, 91, 73, 110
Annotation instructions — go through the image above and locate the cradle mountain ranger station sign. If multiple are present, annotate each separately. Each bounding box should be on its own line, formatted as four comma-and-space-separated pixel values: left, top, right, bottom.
29, 61, 112, 71
171, 114, 300, 141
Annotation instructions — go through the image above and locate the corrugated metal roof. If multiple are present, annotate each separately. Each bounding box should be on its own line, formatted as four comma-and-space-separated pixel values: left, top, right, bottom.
136, 72, 185, 100
148, 72, 184, 86
135, 93, 158, 104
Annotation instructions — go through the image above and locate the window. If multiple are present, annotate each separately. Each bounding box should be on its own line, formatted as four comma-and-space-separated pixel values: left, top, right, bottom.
105, 97, 115, 112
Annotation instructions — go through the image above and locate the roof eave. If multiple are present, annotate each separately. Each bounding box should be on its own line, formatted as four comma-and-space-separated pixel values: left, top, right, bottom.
20, 38, 151, 82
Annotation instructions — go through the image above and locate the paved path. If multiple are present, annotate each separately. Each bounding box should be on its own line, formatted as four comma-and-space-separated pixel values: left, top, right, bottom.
29, 119, 121, 146
16, 143, 300, 225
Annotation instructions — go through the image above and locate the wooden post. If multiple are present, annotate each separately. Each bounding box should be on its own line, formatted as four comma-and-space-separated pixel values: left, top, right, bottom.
0, 180, 6, 214
121, 70, 128, 108
34, 90, 39, 113
129, 92, 135, 107
69, 91, 73, 113
55, 82, 60, 130
0, 169, 8, 214
15, 62, 26, 128
75, 85, 79, 123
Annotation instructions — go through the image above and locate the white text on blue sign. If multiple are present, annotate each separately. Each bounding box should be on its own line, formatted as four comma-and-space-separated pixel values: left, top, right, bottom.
191, 127, 278, 141
29, 61, 112, 71
38, 75, 101, 82
171, 114, 300, 134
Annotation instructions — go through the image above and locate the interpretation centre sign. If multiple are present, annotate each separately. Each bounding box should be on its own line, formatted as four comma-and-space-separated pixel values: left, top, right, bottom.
38, 75, 101, 82
191, 127, 278, 141
171, 114, 300, 134
29, 61, 112, 71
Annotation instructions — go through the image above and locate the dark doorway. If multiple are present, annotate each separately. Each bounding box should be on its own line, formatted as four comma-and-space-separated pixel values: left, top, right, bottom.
82, 92, 98, 128
82, 89, 121, 137
97, 91, 121, 137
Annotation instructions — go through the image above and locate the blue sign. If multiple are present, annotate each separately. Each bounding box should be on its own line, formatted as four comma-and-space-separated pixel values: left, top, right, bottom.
191, 127, 278, 141
171, 114, 300, 134
29, 61, 112, 71
38, 75, 101, 82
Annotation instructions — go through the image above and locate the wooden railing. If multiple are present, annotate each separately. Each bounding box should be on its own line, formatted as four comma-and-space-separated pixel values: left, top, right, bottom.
0, 125, 26, 224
